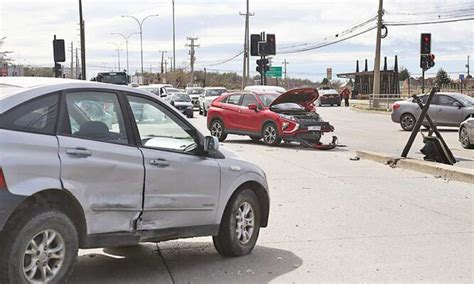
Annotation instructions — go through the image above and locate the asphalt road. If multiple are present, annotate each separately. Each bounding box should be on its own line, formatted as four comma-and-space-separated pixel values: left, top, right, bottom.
71, 108, 473, 283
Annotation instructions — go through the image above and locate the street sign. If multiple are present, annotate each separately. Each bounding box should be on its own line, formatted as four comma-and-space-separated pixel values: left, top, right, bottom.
327, 68, 333, 80
459, 74, 465, 81
266, 66, 282, 78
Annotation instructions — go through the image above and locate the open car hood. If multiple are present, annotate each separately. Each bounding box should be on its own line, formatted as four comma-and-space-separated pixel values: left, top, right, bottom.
269, 87, 319, 108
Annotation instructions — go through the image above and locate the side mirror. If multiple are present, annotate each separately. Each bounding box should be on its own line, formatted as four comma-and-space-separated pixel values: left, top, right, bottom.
453, 102, 463, 109
248, 103, 258, 111
204, 136, 219, 153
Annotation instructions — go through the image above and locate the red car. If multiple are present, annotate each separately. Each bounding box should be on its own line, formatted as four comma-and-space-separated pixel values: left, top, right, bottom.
207, 88, 335, 147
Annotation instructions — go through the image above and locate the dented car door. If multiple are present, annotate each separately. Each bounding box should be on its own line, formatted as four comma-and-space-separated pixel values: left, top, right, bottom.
57, 90, 144, 235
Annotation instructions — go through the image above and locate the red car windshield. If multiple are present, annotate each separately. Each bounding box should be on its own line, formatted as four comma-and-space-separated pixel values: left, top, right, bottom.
257, 93, 280, 106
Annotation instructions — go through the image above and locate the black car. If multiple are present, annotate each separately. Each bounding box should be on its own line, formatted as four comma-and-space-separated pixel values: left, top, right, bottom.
169, 93, 194, 118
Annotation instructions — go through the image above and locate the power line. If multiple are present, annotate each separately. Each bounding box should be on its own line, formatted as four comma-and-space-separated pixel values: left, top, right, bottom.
385, 16, 474, 26
203, 51, 244, 66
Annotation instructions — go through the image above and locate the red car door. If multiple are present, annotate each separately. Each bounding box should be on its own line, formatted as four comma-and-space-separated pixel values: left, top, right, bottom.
221, 93, 242, 130
239, 94, 265, 133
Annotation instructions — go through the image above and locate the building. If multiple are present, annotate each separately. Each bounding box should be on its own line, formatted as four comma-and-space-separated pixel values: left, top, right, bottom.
337, 56, 400, 98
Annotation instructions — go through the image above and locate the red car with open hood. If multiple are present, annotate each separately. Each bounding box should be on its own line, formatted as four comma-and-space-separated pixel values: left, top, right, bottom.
207, 88, 334, 147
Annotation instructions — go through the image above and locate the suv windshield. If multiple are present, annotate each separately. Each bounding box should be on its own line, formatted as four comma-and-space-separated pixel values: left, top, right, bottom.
206, 89, 226, 97
172, 93, 191, 102
257, 93, 280, 106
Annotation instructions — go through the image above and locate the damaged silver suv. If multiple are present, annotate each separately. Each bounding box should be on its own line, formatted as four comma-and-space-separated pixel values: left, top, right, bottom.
0, 77, 270, 283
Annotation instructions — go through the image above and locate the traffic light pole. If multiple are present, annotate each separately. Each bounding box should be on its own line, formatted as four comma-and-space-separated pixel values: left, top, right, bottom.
422, 69, 425, 93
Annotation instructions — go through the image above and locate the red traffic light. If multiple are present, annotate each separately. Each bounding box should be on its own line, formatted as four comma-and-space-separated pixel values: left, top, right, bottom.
429, 54, 435, 60
423, 36, 430, 42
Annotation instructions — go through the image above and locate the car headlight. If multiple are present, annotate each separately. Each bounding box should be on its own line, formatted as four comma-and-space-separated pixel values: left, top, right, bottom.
278, 113, 296, 121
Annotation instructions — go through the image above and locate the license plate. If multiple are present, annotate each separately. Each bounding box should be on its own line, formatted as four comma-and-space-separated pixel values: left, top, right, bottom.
308, 126, 321, 131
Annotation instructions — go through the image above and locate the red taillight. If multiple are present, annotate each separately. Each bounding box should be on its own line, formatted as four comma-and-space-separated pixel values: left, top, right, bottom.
392, 103, 400, 110
0, 168, 7, 190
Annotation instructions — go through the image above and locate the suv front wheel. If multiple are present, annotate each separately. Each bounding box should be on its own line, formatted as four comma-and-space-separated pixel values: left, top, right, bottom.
262, 123, 282, 146
213, 189, 260, 257
0, 208, 79, 284
210, 119, 227, 142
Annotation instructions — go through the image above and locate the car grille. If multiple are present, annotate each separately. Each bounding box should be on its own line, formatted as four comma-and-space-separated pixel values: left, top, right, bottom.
176, 105, 188, 110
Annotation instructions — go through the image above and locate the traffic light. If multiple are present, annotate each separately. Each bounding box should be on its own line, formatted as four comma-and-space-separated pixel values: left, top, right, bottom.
420, 54, 435, 71
265, 34, 276, 55
420, 33, 431, 55
256, 58, 269, 73
427, 54, 435, 69
54, 63, 62, 77
53, 39, 66, 62
250, 34, 261, 56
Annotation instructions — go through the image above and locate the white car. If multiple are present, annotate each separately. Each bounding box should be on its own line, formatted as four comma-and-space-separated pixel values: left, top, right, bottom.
244, 85, 286, 94
459, 117, 474, 149
137, 84, 173, 98
0, 77, 270, 283
199, 87, 227, 116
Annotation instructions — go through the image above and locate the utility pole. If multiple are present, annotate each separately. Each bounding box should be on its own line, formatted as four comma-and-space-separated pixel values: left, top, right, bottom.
75, 48, 79, 79
79, 0, 86, 80
164, 59, 168, 73
467, 56, 471, 78
186, 37, 199, 86
70, 41, 74, 79
168, 56, 173, 72
204, 67, 207, 87
159, 50, 167, 74
372, 0, 384, 96
240, 0, 254, 89
172, 0, 176, 72
282, 59, 289, 88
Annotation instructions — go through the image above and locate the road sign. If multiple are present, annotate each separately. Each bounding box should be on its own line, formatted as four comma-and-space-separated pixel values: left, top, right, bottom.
266, 66, 282, 78
459, 74, 465, 81
327, 68, 333, 80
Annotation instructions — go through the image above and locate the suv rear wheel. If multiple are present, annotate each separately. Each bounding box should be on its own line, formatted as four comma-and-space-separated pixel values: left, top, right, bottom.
210, 119, 227, 142
0, 209, 78, 284
262, 123, 281, 146
213, 189, 260, 257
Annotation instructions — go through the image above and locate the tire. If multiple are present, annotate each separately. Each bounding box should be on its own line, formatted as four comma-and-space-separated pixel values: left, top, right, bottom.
249, 135, 261, 142
262, 123, 281, 146
203, 106, 208, 116
337, 104, 341, 107
210, 119, 227, 142
0, 208, 78, 284
460, 126, 473, 149
400, 113, 416, 131
199, 104, 203, 115
213, 189, 261, 257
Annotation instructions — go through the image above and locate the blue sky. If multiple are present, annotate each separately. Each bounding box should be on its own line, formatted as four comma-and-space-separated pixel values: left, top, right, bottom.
1, 0, 473, 81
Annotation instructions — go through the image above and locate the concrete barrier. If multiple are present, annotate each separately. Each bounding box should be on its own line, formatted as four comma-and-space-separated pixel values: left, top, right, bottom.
356, 150, 474, 184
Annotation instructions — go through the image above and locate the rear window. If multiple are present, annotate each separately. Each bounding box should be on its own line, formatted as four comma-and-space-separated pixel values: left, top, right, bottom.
0, 93, 59, 135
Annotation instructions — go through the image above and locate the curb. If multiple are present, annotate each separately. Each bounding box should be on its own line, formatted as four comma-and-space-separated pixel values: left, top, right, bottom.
356, 150, 474, 184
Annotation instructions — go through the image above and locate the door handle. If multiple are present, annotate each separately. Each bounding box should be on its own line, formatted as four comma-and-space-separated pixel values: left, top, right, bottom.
65, 147, 92, 157
150, 158, 170, 167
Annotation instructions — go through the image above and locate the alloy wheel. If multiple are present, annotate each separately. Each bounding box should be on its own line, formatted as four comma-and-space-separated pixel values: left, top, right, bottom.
401, 114, 415, 131
263, 125, 277, 144
22, 229, 65, 283
211, 121, 223, 138
460, 127, 470, 148
235, 202, 255, 245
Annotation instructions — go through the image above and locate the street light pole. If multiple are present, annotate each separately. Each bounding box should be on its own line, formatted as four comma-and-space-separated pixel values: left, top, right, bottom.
172, 0, 176, 72
372, 0, 384, 97
122, 14, 159, 75
111, 32, 139, 75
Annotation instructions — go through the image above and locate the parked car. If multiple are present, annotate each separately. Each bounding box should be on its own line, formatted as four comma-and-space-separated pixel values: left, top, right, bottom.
186, 87, 205, 108
206, 88, 335, 146
0, 77, 270, 283
391, 92, 474, 131
459, 117, 474, 149
168, 92, 194, 118
138, 84, 173, 98
244, 85, 286, 94
317, 88, 341, 106
198, 87, 227, 116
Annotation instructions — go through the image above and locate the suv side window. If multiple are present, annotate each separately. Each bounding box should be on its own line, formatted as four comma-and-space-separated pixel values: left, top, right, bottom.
226, 94, 241, 105
127, 95, 198, 153
61, 91, 129, 144
241, 94, 258, 107
0, 93, 59, 135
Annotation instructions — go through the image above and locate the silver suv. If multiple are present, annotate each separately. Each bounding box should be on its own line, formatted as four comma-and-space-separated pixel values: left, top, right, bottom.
0, 77, 270, 283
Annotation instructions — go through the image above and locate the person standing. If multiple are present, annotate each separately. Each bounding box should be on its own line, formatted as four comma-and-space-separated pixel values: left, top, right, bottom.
341, 87, 351, 107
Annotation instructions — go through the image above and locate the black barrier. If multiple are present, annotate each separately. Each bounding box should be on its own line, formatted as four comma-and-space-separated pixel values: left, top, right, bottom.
401, 87, 456, 165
